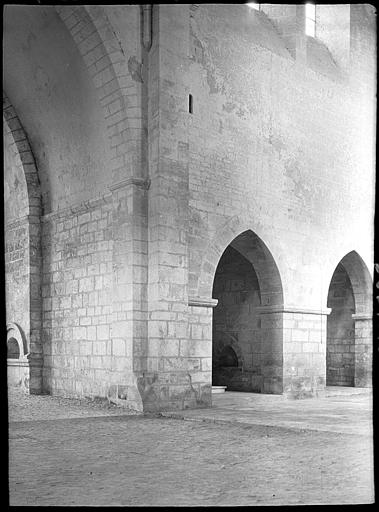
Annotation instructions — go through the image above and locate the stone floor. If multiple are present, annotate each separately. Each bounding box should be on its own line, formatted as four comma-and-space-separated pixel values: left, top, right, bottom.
8, 387, 374, 506
163, 387, 373, 436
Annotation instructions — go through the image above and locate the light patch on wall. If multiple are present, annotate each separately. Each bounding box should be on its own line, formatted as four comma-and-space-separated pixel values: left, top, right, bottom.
305, 3, 316, 37
246, 3, 260, 11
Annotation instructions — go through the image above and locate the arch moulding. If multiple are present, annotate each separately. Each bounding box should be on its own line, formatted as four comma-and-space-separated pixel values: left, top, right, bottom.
326, 250, 372, 316
55, 5, 145, 188
3, 94, 42, 393
190, 214, 286, 305
3, 92, 42, 217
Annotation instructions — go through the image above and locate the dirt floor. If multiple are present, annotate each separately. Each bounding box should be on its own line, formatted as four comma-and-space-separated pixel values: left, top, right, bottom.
8, 387, 374, 506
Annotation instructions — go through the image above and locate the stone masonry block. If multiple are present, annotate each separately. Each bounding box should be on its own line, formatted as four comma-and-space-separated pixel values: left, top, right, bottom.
149, 338, 180, 357
97, 325, 110, 340
168, 321, 189, 339
79, 277, 94, 293
179, 339, 211, 358
291, 329, 309, 342
112, 338, 126, 356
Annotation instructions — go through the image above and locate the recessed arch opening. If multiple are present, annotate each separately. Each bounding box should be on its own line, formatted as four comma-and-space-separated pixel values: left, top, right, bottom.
211, 229, 284, 393
326, 251, 372, 388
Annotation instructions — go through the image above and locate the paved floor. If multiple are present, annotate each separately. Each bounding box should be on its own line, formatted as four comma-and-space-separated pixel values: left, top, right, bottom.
163, 387, 373, 436
7, 387, 139, 422
8, 387, 374, 506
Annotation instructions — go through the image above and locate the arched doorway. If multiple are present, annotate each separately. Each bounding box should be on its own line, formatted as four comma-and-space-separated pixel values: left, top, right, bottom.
212, 230, 284, 394
326, 251, 372, 387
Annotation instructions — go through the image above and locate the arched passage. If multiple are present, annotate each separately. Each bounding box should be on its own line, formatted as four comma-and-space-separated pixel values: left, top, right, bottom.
212, 230, 284, 394
3, 95, 42, 394
326, 251, 372, 388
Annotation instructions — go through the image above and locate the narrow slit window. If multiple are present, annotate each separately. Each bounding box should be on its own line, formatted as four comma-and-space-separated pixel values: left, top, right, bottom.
189, 94, 193, 114
305, 3, 316, 37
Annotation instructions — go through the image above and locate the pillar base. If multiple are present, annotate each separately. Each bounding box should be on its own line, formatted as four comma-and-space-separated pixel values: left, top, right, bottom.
352, 314, 372, 388
282, 307, 329, 399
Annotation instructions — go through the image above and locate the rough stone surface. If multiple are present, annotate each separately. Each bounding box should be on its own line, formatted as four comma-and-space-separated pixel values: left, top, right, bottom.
3, 4, 375, 410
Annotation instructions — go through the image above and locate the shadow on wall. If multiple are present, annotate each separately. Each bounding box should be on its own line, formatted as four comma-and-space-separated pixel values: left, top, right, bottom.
326, 263, 355, 386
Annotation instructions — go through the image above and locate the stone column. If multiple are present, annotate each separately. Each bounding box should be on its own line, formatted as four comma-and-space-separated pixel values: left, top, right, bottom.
282, 307, 330, 399
187, 297, 218, 408
142, 5, 192, 412
352, 313, 372, 387
257, 307, 284, 394
109, 179, 149, 411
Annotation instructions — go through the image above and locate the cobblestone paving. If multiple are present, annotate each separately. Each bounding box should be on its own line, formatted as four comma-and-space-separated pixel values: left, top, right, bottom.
8, 389, 374, 506
7, 387, 139, 422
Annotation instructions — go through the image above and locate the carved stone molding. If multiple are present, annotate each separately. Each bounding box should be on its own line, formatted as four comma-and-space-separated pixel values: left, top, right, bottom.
42, 192, 112, 222
109, 177, 151, 192
256, 305, 332, 316
188, 297, 218, 308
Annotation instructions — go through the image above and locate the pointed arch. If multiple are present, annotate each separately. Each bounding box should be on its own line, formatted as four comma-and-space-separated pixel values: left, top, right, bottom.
3, 94, 42, 393
338, 251, 372, 315
193, 214, 284, 306
210, 224, 284, 394
3, 93, 42, 217
326, 250, 372, 387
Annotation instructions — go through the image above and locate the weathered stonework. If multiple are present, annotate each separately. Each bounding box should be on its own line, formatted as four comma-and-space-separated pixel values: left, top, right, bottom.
3, 4, 375, 411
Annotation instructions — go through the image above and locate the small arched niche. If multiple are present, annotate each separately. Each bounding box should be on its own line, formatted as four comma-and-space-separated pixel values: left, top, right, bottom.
7, 337, 20, 359
219, 345, 239, 368
7, 323, 30, 391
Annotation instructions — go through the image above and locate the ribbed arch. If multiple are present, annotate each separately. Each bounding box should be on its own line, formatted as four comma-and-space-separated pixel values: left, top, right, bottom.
3, 92, 42, 217
56, 5, 143, 183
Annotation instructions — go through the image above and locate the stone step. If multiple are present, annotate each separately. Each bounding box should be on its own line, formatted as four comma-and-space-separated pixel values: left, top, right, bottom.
212, 386, 227, 394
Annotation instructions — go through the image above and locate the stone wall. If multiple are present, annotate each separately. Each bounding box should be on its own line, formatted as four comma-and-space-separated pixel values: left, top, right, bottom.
3, 4, 375, 409
187, 4, 374, 307
185, 3, 374, 399
41, 198, 114, 397
4, 120, 30, 334
5, 220, 30, 336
